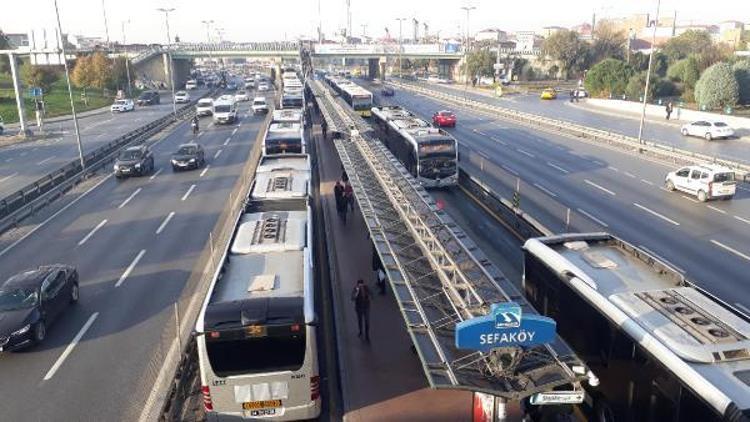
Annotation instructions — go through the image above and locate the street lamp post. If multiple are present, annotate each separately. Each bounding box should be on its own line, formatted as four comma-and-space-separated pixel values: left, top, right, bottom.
201, 20, 214, 66
121, 20, 132, 97
461, 5, 476, 86
157, 7, 178, 119
101, 0, 110, 46
396, 18, 406, 78
53, 0, 86, 170
637, 0, 661, 147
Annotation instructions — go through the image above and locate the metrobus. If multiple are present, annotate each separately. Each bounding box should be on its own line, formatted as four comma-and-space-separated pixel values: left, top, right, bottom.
523, 233, 750, 422
195, 197, 320, 421
264, 122, 306, 156
272, 109, 303, 125
370, 106, 458, 188
252, 154, 311, 200
280, 93, 304, 109
340, 85, 373, 117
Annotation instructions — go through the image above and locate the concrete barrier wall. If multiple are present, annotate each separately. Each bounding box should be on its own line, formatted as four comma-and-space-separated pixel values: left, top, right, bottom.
587, 98, 750, 130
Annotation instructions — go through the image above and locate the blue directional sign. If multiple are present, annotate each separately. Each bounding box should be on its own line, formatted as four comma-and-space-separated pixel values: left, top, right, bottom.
455, 302, 556, 352
29, 87, 43, 97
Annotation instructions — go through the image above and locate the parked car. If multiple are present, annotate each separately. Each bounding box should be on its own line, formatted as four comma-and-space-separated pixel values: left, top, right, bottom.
110, 98, 135, 113
258, 83, 270, 92
664, 164, 737, 202
0, 265, 79, 351
432, 110, 457, 127
540, 88, 557, 100
196, 98, 214, 116
114, 145, 155, 178
174, 91, 191, 104
252, 97, 269, 114
185, 79, 198, 90
381, 86, 395, 96
235, 90, 250, 102
137, 91, 160, 106
680, 121, 735, 141
171, 143, 205, 171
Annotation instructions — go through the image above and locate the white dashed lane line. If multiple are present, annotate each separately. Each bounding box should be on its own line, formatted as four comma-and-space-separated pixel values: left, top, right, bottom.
77, 219, 108, 246
681, 195, 699, 203
584, 179, 616, 196
118, 188, 142, 209
36, 156, 55, 166
710, 239, 750, 262
706, 205, 727, 215
577, 208, 609, 227
155, 212, 176, 235
533, 183, 558, 198
214, 149, 223, 159
115, 249, 147, 288
0, 172, 18, 184
640, 179, 654, 186
546, 162, 569, 174
516, 148, 535, 158
224, 137, 231, 146
199, 165, 210, 178
734, 215, 750, 225
43, 312, 99, 381
181, 184, 196, 201
501, 164, 519, 176
149, 169, 163, 180
633, 203, 680, 226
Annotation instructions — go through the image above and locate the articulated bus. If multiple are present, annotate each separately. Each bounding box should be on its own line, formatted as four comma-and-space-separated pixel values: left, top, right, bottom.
523, 233, 750, 422
324, 75, 373, 117
370, 106, 458, 188
196, 157, 319, 420
264, 122, 306, 156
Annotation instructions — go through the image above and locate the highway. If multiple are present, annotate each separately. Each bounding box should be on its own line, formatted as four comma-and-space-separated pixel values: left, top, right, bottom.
0, 89, 209, 199
368, 83, 750, 312
0, 91, 265, 421
411, 80, 750, 165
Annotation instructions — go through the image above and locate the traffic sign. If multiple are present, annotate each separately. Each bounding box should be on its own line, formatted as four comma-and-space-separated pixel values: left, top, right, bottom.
529, 391, 585, 405
29, 87, 43, 97
455, 302, 556, 352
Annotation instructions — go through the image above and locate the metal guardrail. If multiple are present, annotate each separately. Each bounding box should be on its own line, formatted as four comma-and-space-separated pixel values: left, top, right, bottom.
0, 95, 212, 234
391, 81, 750, 178
310, 79, 587, 399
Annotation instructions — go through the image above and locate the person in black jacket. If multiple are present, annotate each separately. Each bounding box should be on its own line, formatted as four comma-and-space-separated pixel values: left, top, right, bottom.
351, 279, 371, 341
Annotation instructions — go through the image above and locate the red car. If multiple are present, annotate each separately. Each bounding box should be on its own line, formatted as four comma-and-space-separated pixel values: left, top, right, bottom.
432, 110, 456, 127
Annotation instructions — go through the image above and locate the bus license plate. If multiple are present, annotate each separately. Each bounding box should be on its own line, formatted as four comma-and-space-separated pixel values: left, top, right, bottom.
242, 400, 282, 410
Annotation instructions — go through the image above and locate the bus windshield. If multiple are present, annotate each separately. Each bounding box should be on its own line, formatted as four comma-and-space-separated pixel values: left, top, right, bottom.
418, 139, 456, 158
282, 97, 303, 108
206, 324, 306, 377
352, 95, 372, 110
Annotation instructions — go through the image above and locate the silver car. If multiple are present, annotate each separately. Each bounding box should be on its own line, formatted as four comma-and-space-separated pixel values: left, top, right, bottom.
680, 121, 735, 141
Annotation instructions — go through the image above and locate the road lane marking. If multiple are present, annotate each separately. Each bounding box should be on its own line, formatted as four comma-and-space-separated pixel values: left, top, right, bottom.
681, 195, 699, 203
577, 208, 608, 227
623, 171, 636, 178
516, 148, 535, 158
546, 162, 569, 174
37, 156, 55, 166
0, 172, 18, 184
149, 168, 163, 180
77, 219, 108, 246
707, 205, 727, 214
639, 245, 686, 273
118, 188, 142, 209
489, 136, 507, 146
4, 158, 12, 163
223, 137, 231, 146
197, 131, 204, 138
633, 203, 680, 226
43, 312, 99, 381
640, 179, 654, 186
214, 149, 223, 159
501, 164, 519, 176
475, 150, 490, 160
534, 183, 558, 197
608, 166, 619, 172
232, 128, 238, 135
115, 249, 147, 288
584, 179, 616, 196
156, 212, 176, 235
735, 303, 750, 315
199, 165, 210, 177
181, 184, 196, 201
711, 239, 750, 262
734, 215, 750, 225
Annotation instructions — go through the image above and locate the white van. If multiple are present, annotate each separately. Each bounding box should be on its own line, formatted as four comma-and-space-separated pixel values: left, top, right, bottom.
664, 164, 737, 202
213, 96, 237, 124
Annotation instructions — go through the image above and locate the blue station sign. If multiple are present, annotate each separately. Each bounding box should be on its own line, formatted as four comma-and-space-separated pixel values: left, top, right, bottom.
455, 302, 557, 352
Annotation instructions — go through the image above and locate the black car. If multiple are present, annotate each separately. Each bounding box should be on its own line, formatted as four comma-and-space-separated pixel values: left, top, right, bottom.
171, 143, 205, 171
381, 86, 395, 96
136, 91, 160, 106
0, 265, 79, 351
114, 145, 155, 178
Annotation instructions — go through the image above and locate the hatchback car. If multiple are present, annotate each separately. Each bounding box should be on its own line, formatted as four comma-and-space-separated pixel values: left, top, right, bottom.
0, 265, 79, 351
665, 164, 737, 202
174, 91, 191, 104
235, 90, 250, 102
432, 110, 457, 127
258, 83, 270, 92
137, 91, 160, 106
252, 97, 269, 114
196, 98, 214, 116
680, 121, 735, 141
110, 98, 135, 112
114, 145, 155, 178
171, 143, 205, 171
540, 88, 557, 100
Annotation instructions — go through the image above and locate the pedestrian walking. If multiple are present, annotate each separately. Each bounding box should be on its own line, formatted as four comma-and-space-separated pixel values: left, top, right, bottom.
341, 166, 349, 183
334, 180, 347, 224
666, 102, 673, 120
351, 279, 371, 341
372, 249, 386, 295
344, 181, 354, 212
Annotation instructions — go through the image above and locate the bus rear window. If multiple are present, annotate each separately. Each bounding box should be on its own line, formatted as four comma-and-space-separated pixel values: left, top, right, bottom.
206, 326, 306, 377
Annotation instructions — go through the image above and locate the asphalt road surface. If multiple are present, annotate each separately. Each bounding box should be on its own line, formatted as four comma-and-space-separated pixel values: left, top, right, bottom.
0, 95, 266, 421
0, 89, 210, 199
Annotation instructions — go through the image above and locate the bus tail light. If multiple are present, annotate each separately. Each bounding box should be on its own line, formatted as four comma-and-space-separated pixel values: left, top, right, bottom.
202, 385, 214, 411
310, 375, 320, 401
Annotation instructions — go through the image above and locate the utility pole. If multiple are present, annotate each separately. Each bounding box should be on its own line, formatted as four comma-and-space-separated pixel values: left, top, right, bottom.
626, 27, 633, 64
201, 20, 214, 65
101, 0, 110, 46
396, 18, 406, 78
412, 18, 419, 43
157, 7, 178, 119
461, 5, 476, 85
121, 20, 132, 97
361, 24, 368, 39
637, 0, 661, 148
53, 0, 86, 170
346, 0, 352, 39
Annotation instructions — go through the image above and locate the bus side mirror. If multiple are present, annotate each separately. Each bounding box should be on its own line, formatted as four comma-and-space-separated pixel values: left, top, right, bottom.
192, 330, 204, 338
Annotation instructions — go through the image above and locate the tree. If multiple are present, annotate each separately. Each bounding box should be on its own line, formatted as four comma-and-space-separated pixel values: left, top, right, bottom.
667, 56, 700, 87
0, 29, 12, 74
110, 57, 131, 91
71, 55, 95, 91
20, 62, 59, 93
694, 62, 739, 110
463, 49, 496, 80
590, 22, 626, 63
733, 59, 750, 105
662, 30, 727, 71
542, 29, 589, 79
584, 58, 634, 97
89, 52, 112, 92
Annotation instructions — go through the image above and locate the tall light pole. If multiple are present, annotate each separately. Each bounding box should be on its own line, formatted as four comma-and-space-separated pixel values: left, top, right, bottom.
101, 0, 110, 46
637, 0, 661, 147
156, 7, 178, 119
201, 20, 214, 66
396, 18, 406, 78
53, 0, 85, 170
461, 5, 476, 85
121, 20, 132, 97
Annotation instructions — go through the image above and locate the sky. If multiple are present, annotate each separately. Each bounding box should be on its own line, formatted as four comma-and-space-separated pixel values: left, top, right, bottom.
2, 0, 749, 45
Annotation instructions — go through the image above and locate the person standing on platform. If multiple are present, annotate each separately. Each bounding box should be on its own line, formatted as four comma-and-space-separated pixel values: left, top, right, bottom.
334, 180, 346, 224
351, 279, 371, 342
344, 181, 354, 212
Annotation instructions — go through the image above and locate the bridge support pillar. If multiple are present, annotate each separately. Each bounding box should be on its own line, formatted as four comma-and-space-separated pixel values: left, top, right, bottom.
368, 58, 380, 80
438, 59, 456, 81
